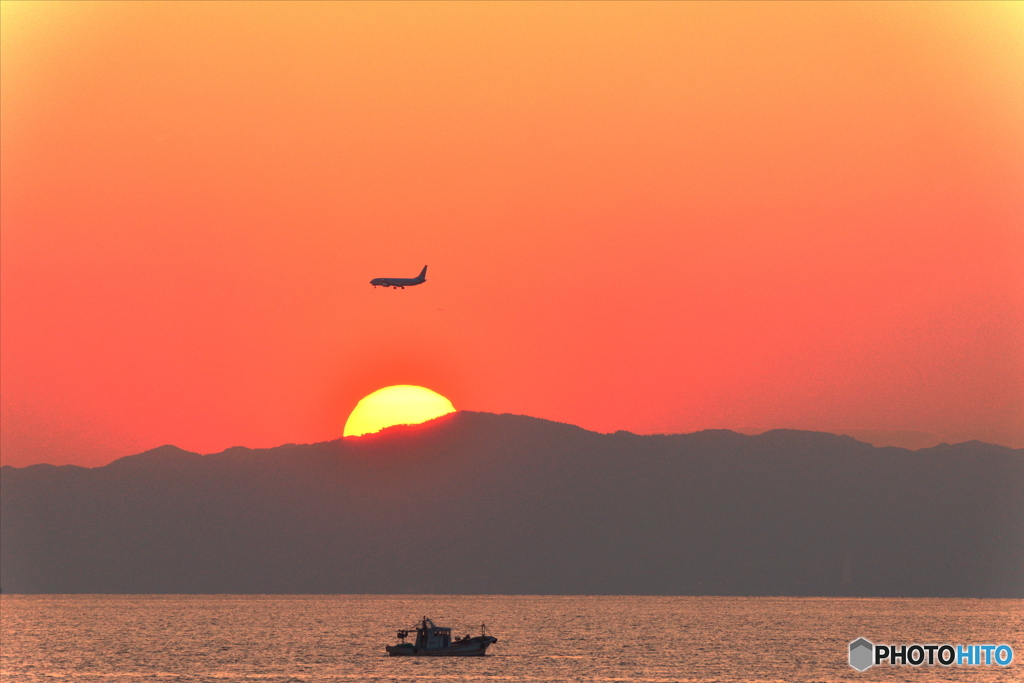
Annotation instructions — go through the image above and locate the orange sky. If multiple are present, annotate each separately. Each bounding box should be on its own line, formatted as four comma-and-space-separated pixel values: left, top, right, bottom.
2, 1, 1022, 466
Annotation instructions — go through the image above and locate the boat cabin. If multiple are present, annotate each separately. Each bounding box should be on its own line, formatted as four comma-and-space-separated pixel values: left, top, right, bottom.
415, 618, 451, 649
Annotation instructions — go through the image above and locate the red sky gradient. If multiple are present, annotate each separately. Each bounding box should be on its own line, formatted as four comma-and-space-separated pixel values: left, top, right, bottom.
2, 1, 1022, 467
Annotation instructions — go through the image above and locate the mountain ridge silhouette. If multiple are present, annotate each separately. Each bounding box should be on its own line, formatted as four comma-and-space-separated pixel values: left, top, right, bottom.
3, 411, 1021, 596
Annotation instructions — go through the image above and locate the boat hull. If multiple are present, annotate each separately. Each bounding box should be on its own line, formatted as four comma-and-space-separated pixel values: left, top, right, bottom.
386, 636, 497, 656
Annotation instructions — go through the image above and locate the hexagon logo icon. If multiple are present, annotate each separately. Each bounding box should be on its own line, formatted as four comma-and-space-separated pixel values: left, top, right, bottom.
849, 638, 874, 671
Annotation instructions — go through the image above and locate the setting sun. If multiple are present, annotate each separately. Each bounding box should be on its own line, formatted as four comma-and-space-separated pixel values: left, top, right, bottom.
343, 385, 456, 437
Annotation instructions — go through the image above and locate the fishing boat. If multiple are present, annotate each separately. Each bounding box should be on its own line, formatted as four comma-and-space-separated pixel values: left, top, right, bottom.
385, 616, 498, 656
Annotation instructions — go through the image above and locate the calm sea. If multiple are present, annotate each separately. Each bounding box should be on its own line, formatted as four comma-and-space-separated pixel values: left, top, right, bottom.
1, 595, 1020, 682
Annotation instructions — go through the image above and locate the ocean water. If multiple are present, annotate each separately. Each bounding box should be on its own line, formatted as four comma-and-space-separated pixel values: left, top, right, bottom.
1, 595, 1020, 682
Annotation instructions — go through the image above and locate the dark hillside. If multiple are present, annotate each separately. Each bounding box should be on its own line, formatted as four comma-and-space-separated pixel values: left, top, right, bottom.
2, 412, 1021, 596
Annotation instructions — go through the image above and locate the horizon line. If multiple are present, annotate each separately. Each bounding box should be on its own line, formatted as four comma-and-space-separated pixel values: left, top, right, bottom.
2, 410, 1018, 470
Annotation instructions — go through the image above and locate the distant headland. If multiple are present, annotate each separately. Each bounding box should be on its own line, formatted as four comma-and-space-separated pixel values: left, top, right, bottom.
2, 411, 1021, 597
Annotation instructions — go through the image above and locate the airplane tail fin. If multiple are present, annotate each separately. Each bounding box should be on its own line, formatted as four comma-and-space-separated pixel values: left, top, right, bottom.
418, 265, 427, 280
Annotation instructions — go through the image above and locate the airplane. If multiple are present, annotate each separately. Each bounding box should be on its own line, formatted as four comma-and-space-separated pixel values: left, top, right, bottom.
371, 265, 427, 289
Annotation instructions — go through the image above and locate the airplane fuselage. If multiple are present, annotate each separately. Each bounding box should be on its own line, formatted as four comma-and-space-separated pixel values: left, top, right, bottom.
371, 266, 427, 289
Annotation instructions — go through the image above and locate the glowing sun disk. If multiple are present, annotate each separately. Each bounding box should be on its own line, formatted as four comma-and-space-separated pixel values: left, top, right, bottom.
343, 385, 455, 437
